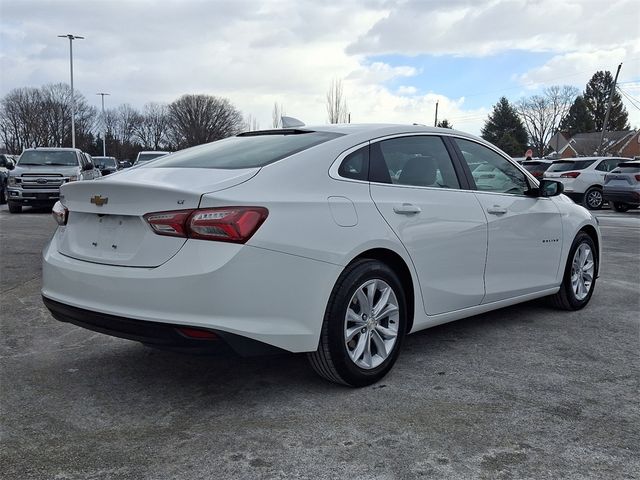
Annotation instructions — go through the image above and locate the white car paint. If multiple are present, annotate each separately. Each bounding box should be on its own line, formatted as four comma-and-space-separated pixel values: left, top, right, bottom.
42, 124, 601, 360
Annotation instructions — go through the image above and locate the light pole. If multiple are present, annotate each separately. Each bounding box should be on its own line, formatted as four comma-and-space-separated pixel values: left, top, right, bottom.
58, 34, 84, 148
96, 92, 110, 156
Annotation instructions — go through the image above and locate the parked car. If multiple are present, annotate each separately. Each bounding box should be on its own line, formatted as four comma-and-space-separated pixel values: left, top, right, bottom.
134, 151, 170, 165
0, 153, 16, 204
118, 159, 132, 169
543, 156, 631, 209
522, 159, 555, 179
603, 160, 640, 212
7, 147, 100, 213
42, 124, 601, 386
93, 156, 119, 176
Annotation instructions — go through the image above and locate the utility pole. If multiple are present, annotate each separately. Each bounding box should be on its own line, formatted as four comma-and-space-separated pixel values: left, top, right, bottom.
96, 92, 110, 156
58, 34, 84, 148
434, 100, 439, 127
598, 62, 622, 155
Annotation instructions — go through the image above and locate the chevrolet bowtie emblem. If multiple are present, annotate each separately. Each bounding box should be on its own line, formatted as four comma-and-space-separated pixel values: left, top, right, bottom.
90, 195, 108, 206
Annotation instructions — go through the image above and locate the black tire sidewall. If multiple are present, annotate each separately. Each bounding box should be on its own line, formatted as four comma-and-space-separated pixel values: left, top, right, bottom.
325, 260, 407, 387
561, 232, 597, 309
584, 187, 603, 210
613, 202, 629, 212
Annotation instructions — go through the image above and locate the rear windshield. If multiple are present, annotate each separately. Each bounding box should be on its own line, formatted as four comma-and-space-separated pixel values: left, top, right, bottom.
136, 153, 168, 164
523, 162, 551, 172
148, 131, 343, 169
18, 150, 78, 166
95, 157, 116, 167
546, 159, 596, 172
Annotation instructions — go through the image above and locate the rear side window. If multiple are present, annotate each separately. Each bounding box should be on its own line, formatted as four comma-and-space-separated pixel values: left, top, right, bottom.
149, 131, 343, 169
613, 165, 640, 173
338, 146, 369, 181
547, 160, 596, 172
370, 136, 460, 189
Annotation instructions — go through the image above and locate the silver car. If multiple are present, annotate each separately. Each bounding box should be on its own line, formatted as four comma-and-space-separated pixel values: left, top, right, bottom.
603, 160, 640, 212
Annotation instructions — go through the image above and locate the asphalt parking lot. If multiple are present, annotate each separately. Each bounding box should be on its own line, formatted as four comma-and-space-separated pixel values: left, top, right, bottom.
1, 204, 639, 480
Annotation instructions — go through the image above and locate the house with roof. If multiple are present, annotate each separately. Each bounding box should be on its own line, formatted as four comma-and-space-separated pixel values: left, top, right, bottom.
546, 130, 640, 158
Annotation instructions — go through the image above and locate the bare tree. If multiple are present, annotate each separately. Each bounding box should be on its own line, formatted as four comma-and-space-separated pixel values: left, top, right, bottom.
244, 114, 260, 132
517, 85, 578, 156
326, 79, 349, 124
271, 103, 285, 128
168, 94, 244, 149
134, 102, 169, 150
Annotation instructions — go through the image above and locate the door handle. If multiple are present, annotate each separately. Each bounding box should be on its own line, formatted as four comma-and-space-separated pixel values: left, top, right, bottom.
393, 203, 422, 215
487, 206, 507, 215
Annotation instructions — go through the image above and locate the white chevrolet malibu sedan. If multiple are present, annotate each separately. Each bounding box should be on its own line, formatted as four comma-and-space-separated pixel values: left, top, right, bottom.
42, 124, 601, 386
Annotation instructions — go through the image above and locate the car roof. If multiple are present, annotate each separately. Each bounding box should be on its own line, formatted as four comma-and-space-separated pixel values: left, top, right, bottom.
23, 147, 82, 152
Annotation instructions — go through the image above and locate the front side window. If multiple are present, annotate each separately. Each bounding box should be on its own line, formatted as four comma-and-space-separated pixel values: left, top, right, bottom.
455, 138, 527, 195
370, 136, 460, 189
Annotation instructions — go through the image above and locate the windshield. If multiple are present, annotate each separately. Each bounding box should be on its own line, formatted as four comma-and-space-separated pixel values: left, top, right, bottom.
149, 131, 343, 169
547, 159, 596, 172
18, 150, 78, 166
94, 157, 116, 167
136, 152, 168, 164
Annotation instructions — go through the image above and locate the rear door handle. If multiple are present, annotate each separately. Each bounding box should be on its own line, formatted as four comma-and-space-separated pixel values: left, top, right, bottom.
393, 203, 422, 215
487, 206, 507, 215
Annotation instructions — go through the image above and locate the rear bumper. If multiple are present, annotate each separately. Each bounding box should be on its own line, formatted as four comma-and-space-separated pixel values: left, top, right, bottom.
602, 189, 640, 205
43, 296, 283, 356
42, 231, 341, 353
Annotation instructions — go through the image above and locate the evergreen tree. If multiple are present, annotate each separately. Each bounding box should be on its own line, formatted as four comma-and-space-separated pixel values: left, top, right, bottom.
583, 71, 629, 131
481, 97, 528, 156
559, 95, 595, 135
436, 119, 453, 129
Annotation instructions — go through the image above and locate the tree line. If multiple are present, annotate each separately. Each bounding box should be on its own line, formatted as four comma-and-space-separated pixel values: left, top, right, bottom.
0, 70, 631, 159
0, 85, 246, 159
481, 70, 630, 157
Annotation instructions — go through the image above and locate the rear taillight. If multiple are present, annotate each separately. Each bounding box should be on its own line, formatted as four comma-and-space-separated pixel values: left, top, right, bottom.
52, 201, 68, 226
635, 175, 640, 181
560, 171, 581, 178
144, 207, 268, 243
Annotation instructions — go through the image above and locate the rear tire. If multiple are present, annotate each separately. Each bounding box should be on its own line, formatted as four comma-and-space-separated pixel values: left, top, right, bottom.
8, 201, 22, 213
308, 259, 407, 387
0, 185, 7, 204
583, 187, 603, 210
612, 202, 630, 212
550, 232, 597, 310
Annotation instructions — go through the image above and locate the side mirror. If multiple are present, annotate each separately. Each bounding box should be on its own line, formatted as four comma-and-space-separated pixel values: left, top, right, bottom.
526, 179, 564, 198
6, 161, 15, 171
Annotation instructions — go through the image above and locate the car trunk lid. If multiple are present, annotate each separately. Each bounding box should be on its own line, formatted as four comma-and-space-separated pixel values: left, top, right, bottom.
57, 167, 259, 267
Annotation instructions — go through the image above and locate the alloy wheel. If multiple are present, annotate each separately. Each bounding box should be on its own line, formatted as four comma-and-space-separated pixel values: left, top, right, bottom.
571, 243, 595, 301
344, 279, 399, 369
586, 189, 603, 209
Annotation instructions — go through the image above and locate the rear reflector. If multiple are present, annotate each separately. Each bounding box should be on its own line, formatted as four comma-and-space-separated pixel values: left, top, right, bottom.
176, 327, 218, 339
144, 206, 268, 243
560, 171, 581, 178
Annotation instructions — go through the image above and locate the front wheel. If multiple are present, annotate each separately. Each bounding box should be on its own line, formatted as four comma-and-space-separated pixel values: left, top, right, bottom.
7, 201, 22, 213
550, 232, 597, 310
0, 185, 7, 204
612, 202, 630, 212
308, 259, 407, 387
583, 187, 604, 210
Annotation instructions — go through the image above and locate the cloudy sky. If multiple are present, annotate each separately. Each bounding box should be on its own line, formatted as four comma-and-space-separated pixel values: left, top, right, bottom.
1, 0, 639, 135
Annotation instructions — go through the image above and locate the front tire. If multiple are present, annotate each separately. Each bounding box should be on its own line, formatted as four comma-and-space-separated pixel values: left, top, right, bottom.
612, 202, 630, 212
550, 232, 597, 310
583, 187, 604, 210
308, 259, 407, 387
8, 201, 22, 213
0, 185, 7, 204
